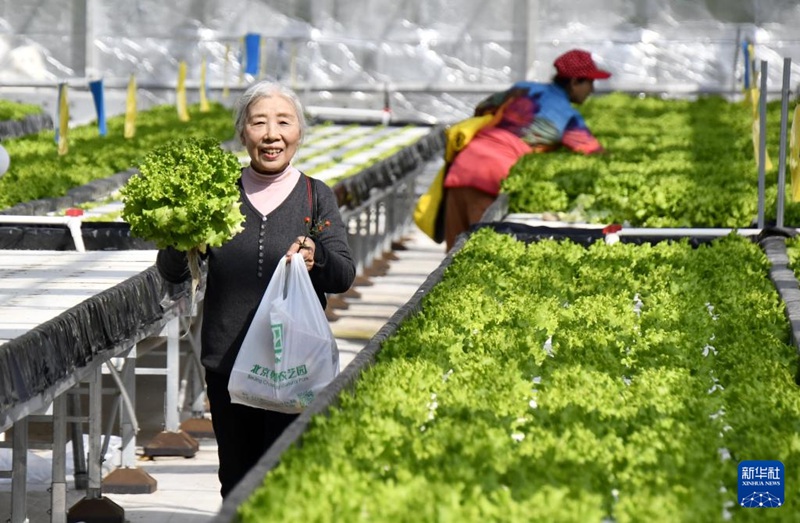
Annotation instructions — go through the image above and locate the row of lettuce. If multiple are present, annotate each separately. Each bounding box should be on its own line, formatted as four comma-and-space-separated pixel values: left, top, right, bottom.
0, 99, 45, 122
236, 229, 799, 522
0, 102, 235, 210
502, 93, 799, 227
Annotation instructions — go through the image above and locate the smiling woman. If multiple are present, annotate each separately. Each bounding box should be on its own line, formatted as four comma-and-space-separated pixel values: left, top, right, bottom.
156, 80, 356, 499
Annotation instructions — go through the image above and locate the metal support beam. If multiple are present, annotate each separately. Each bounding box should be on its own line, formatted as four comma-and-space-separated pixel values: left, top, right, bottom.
511, 0, 529, 81
10, 417, 28, 523
119, 350, 137, 467
776, 57, 792, 228
165, 317, 180, 432
71, 0, 88, 78
142, 317, 200, 458
757, 60, 768, 228
67, 369, 125, 523
51, 395, 68, 523
87, 367, 102, 499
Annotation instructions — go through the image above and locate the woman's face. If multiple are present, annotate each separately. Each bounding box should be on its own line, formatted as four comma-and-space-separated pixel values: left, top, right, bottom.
242, 95, 301, 175
568, 78, 595, 105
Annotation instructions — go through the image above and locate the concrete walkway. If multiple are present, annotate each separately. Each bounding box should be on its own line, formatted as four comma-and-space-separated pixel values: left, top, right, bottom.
332, 229, 447, 368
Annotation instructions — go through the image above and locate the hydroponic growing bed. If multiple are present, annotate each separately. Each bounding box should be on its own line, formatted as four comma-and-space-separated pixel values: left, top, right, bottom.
218, 225, 800, 523
0, 99, 52, 140
501, 93, 800, 228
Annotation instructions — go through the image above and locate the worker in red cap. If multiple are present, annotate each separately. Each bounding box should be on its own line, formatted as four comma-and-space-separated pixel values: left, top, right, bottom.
441, 48, 612, 250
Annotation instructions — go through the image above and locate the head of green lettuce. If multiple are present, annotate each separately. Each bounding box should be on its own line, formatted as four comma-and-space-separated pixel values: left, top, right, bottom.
121, 137, 245, 253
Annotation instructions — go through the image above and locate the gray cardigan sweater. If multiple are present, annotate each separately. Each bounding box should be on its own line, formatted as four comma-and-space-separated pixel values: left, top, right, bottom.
156, 174, 356, 375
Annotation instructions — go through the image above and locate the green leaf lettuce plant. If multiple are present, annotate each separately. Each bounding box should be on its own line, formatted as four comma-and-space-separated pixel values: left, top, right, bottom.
121, 136, 245, 285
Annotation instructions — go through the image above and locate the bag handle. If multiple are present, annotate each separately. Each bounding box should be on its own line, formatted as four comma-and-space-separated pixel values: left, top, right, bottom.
282, 252, 305, 300
305, 176, 317, 223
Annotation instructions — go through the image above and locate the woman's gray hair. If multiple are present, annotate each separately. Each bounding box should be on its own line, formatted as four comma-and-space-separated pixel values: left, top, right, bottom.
233, 81, 307, 144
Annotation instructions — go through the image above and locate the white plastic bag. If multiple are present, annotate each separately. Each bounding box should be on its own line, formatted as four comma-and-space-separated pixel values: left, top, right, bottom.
228, 253, 339, 413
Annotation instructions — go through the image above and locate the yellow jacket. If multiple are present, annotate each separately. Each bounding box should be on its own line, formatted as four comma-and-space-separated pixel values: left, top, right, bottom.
444, 114, 494, 163
414, 114, 495, 243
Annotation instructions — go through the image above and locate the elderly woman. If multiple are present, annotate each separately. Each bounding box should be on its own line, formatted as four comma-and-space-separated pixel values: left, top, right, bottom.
156, 81, 355, 498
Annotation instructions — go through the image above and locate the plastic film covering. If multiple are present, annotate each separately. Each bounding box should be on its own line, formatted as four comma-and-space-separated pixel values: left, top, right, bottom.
0, 265, 189, 423
1, 1, 799, 124
214, 221, 800, 519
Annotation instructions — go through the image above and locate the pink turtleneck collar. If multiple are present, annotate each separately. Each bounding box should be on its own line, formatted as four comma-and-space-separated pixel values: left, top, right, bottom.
240, 164, 302, 216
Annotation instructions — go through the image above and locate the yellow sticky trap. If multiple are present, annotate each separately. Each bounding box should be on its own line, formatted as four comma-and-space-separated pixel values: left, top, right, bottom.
124, 74, 137, 139
749, 88, 760, 118
752, 113, 773, 171
199, 58, 210, 113
57, 83, 69, 156
790, 106, 800, 202
176, 61, 190, 122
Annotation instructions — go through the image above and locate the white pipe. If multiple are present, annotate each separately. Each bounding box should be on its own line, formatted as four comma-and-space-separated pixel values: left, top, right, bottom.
65, 217, 86, 252
503, 216, 770, 238
305, 105, 392, 123
104, 360, 140, 435
616, 227, 763, 237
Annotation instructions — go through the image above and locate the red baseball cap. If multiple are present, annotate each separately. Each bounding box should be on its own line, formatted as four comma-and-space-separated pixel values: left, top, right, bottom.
554, 49, 611, 80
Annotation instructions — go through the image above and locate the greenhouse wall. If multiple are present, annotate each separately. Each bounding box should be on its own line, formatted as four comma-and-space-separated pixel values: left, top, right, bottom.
0, 0, 799, 123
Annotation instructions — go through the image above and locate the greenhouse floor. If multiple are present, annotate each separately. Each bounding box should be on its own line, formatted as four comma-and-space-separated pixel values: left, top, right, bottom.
0, 225, 446, 523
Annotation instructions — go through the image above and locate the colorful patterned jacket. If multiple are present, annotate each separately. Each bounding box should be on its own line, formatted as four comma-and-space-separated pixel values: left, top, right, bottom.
474, 81, 603, 154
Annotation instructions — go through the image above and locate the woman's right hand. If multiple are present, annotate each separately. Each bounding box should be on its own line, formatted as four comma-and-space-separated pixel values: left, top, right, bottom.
285, 237, 316, 271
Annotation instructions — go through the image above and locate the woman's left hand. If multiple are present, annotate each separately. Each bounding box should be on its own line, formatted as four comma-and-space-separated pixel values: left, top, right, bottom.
286, 236, 315, 271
